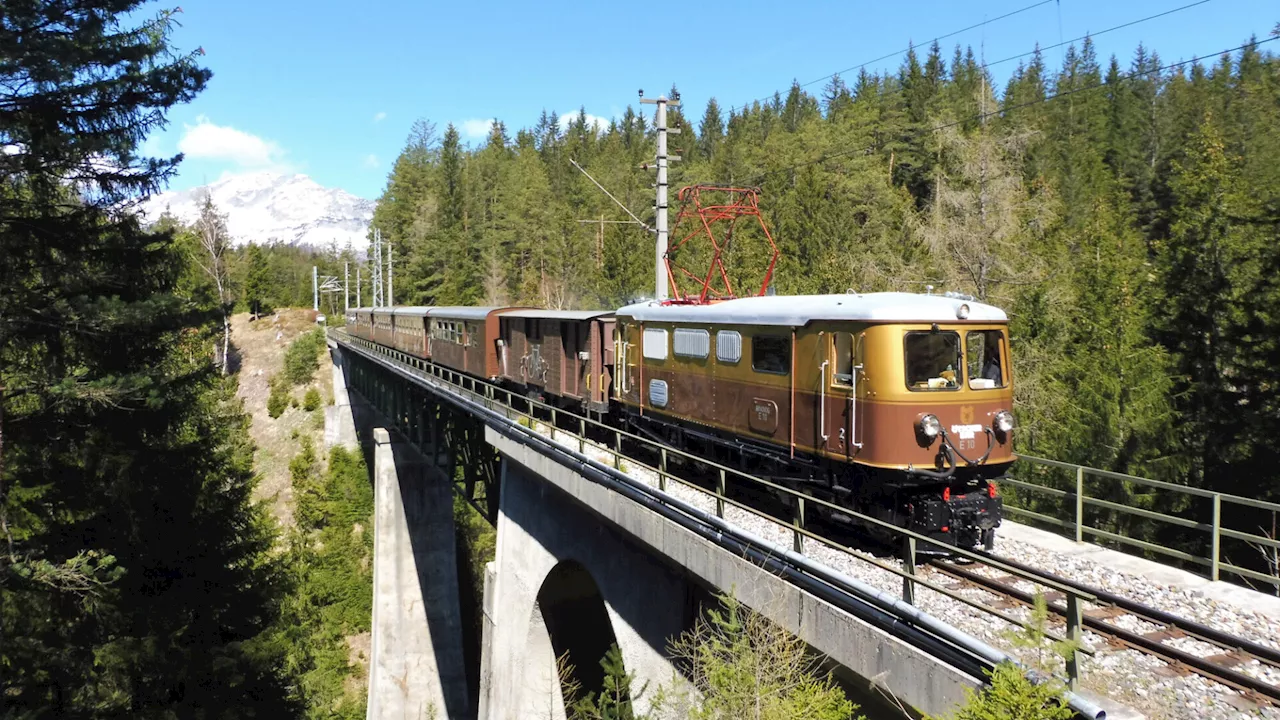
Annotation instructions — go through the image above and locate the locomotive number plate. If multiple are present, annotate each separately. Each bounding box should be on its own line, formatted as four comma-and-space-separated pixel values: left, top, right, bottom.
749, 398, 779, 435
950, 423, 983, 440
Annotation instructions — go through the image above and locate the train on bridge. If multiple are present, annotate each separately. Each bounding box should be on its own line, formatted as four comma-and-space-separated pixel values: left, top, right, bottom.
347, 291, 1011, 549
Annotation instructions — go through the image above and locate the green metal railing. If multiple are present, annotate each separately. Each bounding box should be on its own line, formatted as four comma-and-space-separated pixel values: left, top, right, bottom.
1005, 455, 1280, 591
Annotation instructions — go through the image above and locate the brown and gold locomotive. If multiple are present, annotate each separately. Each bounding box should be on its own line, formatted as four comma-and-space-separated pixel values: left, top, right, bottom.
613, 292, 1010, 548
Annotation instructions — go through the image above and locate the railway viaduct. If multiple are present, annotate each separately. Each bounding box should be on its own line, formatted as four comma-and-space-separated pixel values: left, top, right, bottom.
325, 335, 1112, 720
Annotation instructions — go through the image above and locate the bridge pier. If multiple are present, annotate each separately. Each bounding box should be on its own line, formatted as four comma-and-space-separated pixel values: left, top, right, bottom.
480, 442, 697, 720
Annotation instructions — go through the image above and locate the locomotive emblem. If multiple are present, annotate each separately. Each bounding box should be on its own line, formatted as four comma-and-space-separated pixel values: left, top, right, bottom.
960, 405, 975, 424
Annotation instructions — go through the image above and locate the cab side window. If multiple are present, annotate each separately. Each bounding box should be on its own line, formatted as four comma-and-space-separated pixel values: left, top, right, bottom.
751, 335, 790, 375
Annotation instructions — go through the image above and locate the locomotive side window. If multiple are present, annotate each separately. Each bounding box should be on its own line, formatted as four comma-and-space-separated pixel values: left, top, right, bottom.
832, 332, 854, 386
904, 331, 962, 390
966, 330, 1006, 389
751, 334, 790, 375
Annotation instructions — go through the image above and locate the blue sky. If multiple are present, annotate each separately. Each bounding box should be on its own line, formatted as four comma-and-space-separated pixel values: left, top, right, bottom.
148, 0, 1278, 200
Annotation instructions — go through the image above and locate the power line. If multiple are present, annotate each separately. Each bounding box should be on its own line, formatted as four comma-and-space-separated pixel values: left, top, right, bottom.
981, 0, 1211, 75
732, 0, 1056, 112
746, 35, 1277, 187
730, 0, 1212, 116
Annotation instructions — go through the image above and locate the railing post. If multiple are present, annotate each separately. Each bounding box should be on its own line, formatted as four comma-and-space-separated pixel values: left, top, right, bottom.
659, 448, 667, 492
902, 536, 916, 605
1066, 594, 1082, 689
550, 409, 557, 442
716, 470, 726, 518
1075, 466, 1085, 543
1212, 494, 1222, 582
793, 497, 806, 554
614, 431, 621, 470
579, 418, 586, 454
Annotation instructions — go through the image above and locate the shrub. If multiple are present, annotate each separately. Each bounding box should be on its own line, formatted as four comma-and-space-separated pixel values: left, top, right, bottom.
930, 593, 1075, 720
284, 328, 325, 386
267, 378, 289, 418
303, 386, 322, 412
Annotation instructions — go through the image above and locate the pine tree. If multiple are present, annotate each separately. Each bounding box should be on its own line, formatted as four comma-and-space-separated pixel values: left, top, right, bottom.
0, 3, 295, 713
244, 243, 273, 318
1154, 114, 1244, 491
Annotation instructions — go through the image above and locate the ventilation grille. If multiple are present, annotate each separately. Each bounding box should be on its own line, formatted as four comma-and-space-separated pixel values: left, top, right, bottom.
643, 328, 668, 360
648, 379, 669, 408
716, 330, 742, 362
673, 328, 710, 358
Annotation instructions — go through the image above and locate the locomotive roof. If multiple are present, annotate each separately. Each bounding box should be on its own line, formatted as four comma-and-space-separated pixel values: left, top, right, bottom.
500, 309, 614, 320
615, 292, 1007, 325
426, 306, 507, 320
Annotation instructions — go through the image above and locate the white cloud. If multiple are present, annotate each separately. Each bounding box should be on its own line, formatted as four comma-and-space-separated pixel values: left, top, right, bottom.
372, 111, 387, 123
459, 118, 495, 140
177, 115, 286, 168
362, 153, 380, 169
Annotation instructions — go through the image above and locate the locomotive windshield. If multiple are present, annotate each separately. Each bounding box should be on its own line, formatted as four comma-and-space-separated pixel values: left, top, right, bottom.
905, 331, 962, 390
966, 330, 1006, 389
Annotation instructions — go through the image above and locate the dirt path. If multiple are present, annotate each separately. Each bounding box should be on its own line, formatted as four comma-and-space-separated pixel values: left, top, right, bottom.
230, 309, 333, 528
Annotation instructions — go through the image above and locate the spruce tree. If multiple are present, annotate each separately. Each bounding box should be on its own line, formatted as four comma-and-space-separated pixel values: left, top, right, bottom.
244, 243, 273, 318
1, 2, 294, 714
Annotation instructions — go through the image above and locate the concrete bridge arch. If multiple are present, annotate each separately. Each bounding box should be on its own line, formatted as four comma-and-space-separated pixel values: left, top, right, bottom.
482, 458, 704, 720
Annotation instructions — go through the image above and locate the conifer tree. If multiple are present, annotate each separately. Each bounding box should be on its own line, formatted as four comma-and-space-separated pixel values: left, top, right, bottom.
1, 2, 294, 713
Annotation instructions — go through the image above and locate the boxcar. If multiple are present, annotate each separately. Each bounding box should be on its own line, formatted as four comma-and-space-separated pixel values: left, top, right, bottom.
498, 309, 615, 413
614, 292, 1012, 548
427, 307, 517, 379
372, 309, 395, 347
351, 308, 373, 341
391, 307, 431, 357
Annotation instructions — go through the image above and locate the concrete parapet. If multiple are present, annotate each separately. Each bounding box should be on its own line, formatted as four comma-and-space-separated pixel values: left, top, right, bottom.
368, 427, 471, 719
324, 347, 360, 451
484, 426, 983, 719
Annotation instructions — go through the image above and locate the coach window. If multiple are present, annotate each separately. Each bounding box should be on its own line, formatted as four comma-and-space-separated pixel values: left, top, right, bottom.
905, 331, 962, 390
751, 334, 790, 375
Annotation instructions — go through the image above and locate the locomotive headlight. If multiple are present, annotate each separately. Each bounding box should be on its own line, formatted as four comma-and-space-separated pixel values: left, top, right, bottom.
917, 414, 942, 439
994, 409, 1014, 434
956, 303, 971, 320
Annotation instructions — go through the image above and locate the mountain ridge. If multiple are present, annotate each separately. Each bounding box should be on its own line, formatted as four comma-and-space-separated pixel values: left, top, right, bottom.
142, 171, 374, 249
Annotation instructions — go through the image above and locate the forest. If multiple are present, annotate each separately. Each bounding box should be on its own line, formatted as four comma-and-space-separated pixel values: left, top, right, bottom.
362, 30, 1280, 529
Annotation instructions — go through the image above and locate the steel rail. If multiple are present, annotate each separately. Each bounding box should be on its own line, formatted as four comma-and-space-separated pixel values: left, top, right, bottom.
929, 559, 1280, 707
981, 553, 1280, 669
330, 330, 1109, 719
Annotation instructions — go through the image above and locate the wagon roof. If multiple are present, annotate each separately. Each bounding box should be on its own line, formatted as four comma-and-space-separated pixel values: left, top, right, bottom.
615, 292, 1007, 325
500, 309, 614, 320
391, 306, 433, 316
425, 306, 510, 320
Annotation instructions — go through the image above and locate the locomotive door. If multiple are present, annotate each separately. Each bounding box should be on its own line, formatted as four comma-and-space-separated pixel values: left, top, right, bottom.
826, 331, 862, 458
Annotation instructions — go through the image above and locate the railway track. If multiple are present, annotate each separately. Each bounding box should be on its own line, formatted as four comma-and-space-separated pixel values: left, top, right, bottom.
927, 553, 1280, 707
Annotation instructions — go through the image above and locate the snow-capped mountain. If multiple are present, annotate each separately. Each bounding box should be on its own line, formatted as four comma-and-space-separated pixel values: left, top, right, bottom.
142, 171, 374, 249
